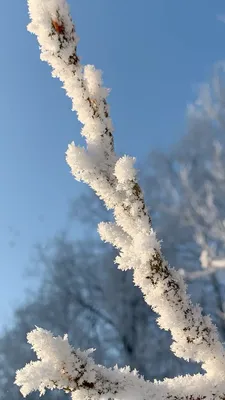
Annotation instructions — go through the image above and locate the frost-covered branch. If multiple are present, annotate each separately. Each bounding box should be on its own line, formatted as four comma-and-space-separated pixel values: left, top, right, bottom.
27, 0, 116, 176
62, 7, 225, 378
15, 0, 225, 398
15, 327, 225, 400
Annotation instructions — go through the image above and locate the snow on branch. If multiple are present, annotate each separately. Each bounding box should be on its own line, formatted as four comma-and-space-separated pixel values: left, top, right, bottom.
27, 0, 116, 174
14, 327, 225, 400
15, 0, 225, 398
15, 327, 156, 400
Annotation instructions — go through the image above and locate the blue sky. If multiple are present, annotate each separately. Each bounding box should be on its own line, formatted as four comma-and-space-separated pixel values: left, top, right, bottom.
0, 0, 225, 331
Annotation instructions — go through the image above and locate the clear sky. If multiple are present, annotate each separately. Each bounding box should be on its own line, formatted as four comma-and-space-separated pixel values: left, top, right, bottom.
1, 0, 225, 331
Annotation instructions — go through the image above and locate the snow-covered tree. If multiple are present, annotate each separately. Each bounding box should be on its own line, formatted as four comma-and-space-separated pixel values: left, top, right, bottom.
141, 66, 225, 339
15, 1, 225, 399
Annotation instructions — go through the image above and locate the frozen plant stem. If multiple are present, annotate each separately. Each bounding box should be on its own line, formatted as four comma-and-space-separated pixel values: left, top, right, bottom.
15, 0, 225, 399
